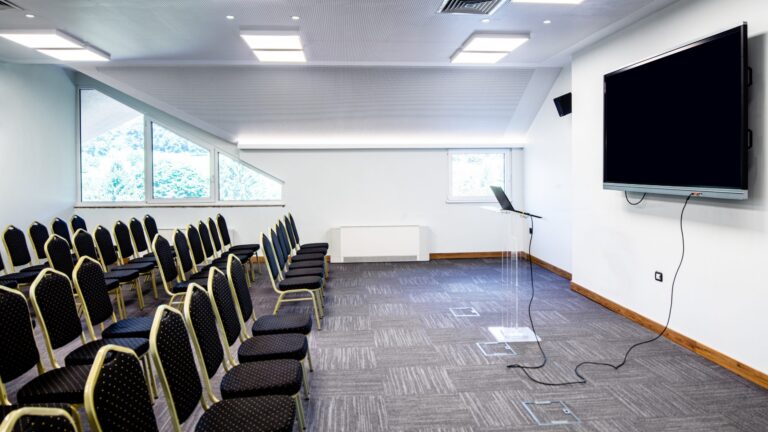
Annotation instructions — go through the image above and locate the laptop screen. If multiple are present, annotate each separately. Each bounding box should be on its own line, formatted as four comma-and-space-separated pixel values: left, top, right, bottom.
490, 186, 513, 211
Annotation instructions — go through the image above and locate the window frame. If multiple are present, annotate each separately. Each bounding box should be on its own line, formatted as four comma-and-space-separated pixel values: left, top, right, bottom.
446, 148, 511, 203
75, 88, 285, 207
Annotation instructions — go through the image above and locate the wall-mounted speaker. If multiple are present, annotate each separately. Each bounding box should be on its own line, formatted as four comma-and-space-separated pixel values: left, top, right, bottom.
553, 93, 572, 117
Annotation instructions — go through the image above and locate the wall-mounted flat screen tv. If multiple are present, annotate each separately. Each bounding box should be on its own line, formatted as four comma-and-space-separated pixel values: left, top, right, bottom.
603, 24, 749, 200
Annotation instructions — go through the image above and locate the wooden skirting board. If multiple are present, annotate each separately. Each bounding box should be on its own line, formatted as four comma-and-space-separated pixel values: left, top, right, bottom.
571, 282, 768, 390
517, 252, 572, 281
430, 251, 573, 282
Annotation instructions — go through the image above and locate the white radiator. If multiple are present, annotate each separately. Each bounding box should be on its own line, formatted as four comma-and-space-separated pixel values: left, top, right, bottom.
333, 225, 428, 263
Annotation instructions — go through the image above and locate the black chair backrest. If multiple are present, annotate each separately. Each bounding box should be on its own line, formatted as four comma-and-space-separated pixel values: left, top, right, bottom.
153, 235, 178, 284
71, 215, 87, 233
186, 225, 206, 266
277, 221, 292, 253
185, 286, 225, 380
271, 229, 288, 270
152, 307, 203, 425
261, 234, 281, 281
93, 226, 119, 267
129, 218, 150, 256
29, 222, 50, 261
197, 221, 215, 260
45, 235, 75, 277
208, 269, 242, 347
289, 214, 301, 244
284, 216, 298, 250
3, 225, 33, 269
73, 230, 99, 261
143, 215, 159, 246
0, 286, 41, 383
228, 256, 254, 322
73, 257, 114, 327
173, 230, 195, 274
31, 269, 82, 350
207, 218, 223, 253
114, 221, 136, 260
51, 218, 72, 248
87, 347, 159, 432
0, 407, 77, 432
216, 214, 232, 247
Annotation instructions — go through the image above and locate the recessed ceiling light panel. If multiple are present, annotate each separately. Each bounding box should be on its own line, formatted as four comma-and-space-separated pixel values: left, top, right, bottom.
512, 0, 583, 4
37, 46, 110, 62
240, 30, 302, 50
253, 50, 306, 63
451, 51, 508, 64
463, 33, 530, 52
0, 29, 82, 49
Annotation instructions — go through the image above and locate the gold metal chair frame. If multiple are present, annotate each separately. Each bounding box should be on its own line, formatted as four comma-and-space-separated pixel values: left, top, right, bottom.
151, 235, 187, 309
0, 406, 80, 432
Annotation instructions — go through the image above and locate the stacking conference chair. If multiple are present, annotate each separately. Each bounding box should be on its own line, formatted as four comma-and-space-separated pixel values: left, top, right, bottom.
0, 285, 91, 407
150, 306, 297, 432
262, 233, 324, 329
276, 222, 326, 277
70, 215, 87, 233
226, 255, 313, 340
2, 226, 47, 274
29, 269, 155, 398
215, 214, 260, 254
112, 222, 158, 300
0, 407, 78, 432
206, 218, 254, 281
93, 226, 157, 309
197, 221, 252, 283
0, 249, 38, 290
28, 222, 50, 265
72, 257, 154, 341
129, 218, 155, 259
186, 225, 228, 273
143, 214, 159, 248
206, 268, 313, 384
274, 227, 326, 280
151, 235, 201, 308
283, 216, 327, 256
184, 284, 307, 429
172, 229, 211, 281
288, 213, 329, 252
84, 346, 159, 432
50, 218, 72, 250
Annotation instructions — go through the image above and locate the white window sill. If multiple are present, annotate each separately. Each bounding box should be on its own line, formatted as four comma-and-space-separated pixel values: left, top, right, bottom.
75, 201, 286, 209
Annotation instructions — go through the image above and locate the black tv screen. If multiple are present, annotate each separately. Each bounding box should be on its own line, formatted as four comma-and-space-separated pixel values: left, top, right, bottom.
603, 24, 749, 199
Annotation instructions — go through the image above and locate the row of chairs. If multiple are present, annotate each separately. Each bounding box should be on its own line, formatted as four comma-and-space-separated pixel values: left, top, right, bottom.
0, 251, 315, 431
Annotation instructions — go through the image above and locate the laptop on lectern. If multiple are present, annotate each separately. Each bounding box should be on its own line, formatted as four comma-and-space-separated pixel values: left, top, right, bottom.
490, 186, 515, 211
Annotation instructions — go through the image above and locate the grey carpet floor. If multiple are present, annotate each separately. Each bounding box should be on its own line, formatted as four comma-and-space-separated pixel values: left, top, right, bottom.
7, 259, 768, 431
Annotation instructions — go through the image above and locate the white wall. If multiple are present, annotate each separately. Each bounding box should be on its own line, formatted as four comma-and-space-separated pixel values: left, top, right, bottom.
524, 67, 572, 272
572, 0, 767, 373
0, 62, 76, 268
78, 149, 527, 256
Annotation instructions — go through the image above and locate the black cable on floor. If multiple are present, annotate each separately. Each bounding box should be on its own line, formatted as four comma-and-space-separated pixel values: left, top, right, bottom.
507, 193, 694, 386
625, 191, 647, 206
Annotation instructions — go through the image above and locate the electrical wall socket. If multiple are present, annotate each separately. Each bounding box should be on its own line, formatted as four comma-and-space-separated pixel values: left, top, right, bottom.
654, 271, 663, 282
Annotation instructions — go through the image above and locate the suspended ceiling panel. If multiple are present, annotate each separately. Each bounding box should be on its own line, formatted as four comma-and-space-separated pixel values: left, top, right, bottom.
90, 65, 560, 147
0, 0, 678, 66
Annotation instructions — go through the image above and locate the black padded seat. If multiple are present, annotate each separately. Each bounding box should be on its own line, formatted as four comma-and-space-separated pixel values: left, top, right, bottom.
296, 247, 327, 255
284, 267, 324, 279
220, 360, 302, 399
119, 260, 155, 273
1, 270, 38, 285
302, 242, 328, 249
127, 256, 156, 265
251, 314, 312, 337
194, 395, 295, 432
278, 276, 323, 291
104, 278, 120, 291
23, 263, 50, 272
237, 333, 308, 363
290, 253, 325, 262
229, 244, 259, 252
170, 279, 200, 294
104, 269, 140, 283
101, 316, 154, 339
0, 276, 19, 288
64, 338, 149, 366
287, 260, 325, 270
16, 365, 91, 405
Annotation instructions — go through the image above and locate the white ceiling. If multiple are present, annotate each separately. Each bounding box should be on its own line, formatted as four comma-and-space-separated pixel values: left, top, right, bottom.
0, 0, 678, 67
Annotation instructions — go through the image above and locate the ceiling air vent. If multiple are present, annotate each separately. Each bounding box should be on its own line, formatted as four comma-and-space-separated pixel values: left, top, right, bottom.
439, 0, 506, 15
0, 1, 22, 11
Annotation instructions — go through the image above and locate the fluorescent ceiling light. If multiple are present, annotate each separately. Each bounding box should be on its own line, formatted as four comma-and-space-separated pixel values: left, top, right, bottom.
463, 33, 529, 52
240, 31, 302, 50
512, 0, 583, 4
253, 50, 306, 63
451, 51, 508, 64
0, 29, 82, 49
37, 47, 110, 62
